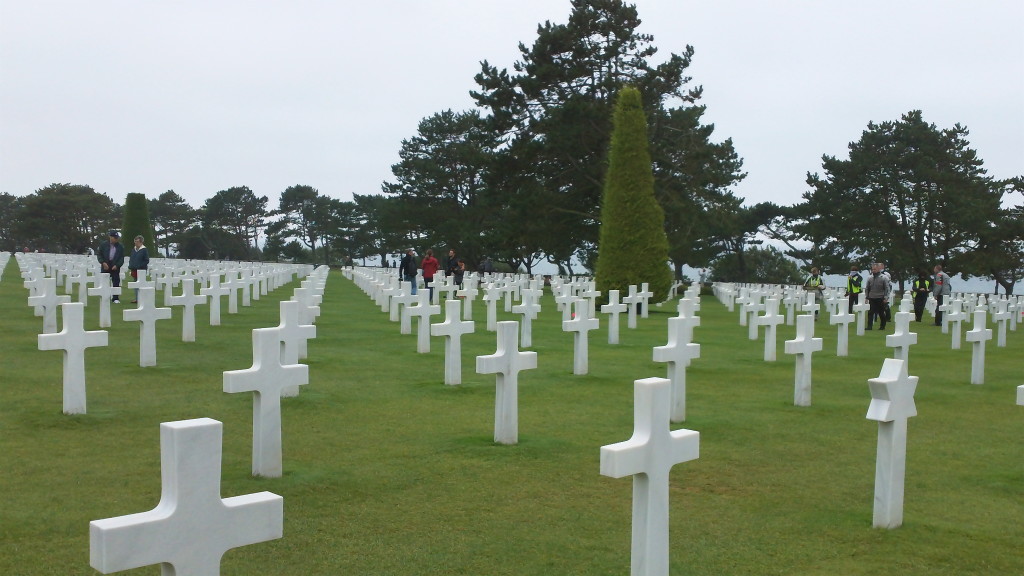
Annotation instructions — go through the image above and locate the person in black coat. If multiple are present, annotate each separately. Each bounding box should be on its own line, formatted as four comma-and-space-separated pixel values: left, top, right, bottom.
97, 231, 125, 302
400, 248, 418, 295
128, 235, 150, 303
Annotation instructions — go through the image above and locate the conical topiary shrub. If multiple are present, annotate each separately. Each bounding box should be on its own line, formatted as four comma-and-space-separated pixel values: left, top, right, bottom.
594, 85, 672, 301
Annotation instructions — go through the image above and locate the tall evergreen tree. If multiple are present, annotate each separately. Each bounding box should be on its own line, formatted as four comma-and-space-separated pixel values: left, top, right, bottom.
594, 86, 671, 300
121, 192, 155, 250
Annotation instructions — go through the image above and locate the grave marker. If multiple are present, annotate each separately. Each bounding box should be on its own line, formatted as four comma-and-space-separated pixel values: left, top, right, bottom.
37, 302, 108, 414
866, 358, 917, 529
600, 377, 699, 576
784, 315, 823, 407
224, 328, 309, 477
122, 287, 172, 367
653, 317, 700, 423
431, 299, 475, 385
476, 321, 537, 444
563, 298, 599, 375
89, 418, 283, 574
964, 309, 992, 385
601, 289, 628, 345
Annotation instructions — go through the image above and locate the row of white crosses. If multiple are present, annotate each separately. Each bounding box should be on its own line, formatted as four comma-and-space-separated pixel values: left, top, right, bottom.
88, 266, 326, 575
29, 255, 316, 417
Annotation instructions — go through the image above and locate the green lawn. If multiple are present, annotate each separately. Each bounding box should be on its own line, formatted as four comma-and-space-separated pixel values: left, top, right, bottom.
1, 259, 1021, 575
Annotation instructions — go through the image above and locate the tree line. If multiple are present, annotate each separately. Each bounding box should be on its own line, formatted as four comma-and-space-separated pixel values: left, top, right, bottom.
2, 0, 1020, 291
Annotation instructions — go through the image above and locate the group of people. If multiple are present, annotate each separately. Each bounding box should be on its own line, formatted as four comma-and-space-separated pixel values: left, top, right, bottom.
398, 248, 466, 298
824, 263, 952, 330
96, 230, 149, 303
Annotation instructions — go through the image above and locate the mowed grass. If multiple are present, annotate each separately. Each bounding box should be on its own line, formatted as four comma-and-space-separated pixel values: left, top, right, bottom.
0, 258, 1021, 575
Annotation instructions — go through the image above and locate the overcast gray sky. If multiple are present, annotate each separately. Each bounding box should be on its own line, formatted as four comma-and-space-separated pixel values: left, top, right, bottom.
2, 0, 1021, 211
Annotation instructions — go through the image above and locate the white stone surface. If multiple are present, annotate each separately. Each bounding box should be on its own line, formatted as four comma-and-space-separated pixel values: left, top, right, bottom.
756, 298, 784, 361
28, 277, 71, 334
602, 289, 628, 345
637, 282, 653, 319
829, 305, 854, 357
122, 287, 172, 367
946, 300, 967, 349
964, 309, 992, 385
866, 358, 918, 529
224, 328, 309, 477
167, 278, 207, 342
885, 307, 918, 369
408, 291, 441, 353
87, 274, 121, 328
431, 299, 475, 385
511, 288, 541, 348
37, 302, 108, 414
199, 275, 230, 326
274, 300, 316, 397
600, 377, 699, 576
784, 314, 823, 407
563, 298, 599, 375
622, 285, 642, 329
89, 418, 283, 574
1017, 384, 1024, 406
852, 293, 870, 336
476, 321, 537, 444
653, 317, 700, 423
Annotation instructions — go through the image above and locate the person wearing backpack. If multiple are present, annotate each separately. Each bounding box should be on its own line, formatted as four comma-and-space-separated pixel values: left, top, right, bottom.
932, 264, 952, 326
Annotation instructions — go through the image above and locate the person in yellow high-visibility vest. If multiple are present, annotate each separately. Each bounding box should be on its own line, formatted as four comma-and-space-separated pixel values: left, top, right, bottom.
845, 265, 863, 313
803, 267, 825, 320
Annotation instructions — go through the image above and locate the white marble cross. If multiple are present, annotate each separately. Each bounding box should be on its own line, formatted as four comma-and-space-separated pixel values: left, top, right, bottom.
946, 300, 967, 348
393, 289, 418, 334
456, 282, 479, 320
784, 314, 823, 407
199, 275, 230, 326
600, 377, 700, 576
782, 291, 800, 326
28, 277, 71, 334
622, 285, 642, 329
637, 282, 653, 318
511, 288, 542, 348
482, 284, 501, 331
653, 317, 700, 423
756, 298, 785, 361
224, 328, 309, 477
408, 291, 441, 353
885, 306, 918, 369
37, 302, 108, 414
431, 299, 475, 385
275, 300, 316, 397
476, 321, 537, 444
829, 304, 855, 356
964, 309, 992, 385
89, 418, 283, 574
602, 289, 628, 345
992, 299, 1010, 347
866, 358, 918, 529
1017, 384, 1024, 406
87, 274, 121, 328
167, 278, 207, 342
852, 293, 870, 336
745, 294, 764, 340
563, 298, 600, 375
123, 287, 172, 367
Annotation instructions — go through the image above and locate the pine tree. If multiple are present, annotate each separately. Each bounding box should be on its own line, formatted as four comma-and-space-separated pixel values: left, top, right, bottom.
595, 86, 672, 301
121, 192, 156, 251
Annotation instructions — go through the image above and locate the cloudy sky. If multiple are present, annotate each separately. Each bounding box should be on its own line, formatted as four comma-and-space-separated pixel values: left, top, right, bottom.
2, 0, 1021, 211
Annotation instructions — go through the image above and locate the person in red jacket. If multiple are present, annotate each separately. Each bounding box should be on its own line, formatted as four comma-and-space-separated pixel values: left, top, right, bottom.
421, 249, 440, 300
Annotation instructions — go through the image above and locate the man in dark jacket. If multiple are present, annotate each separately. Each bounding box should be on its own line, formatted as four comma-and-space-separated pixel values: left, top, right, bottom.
912, 270, 932, 322
400, 248, 418, 295
97, 231, 125, 303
